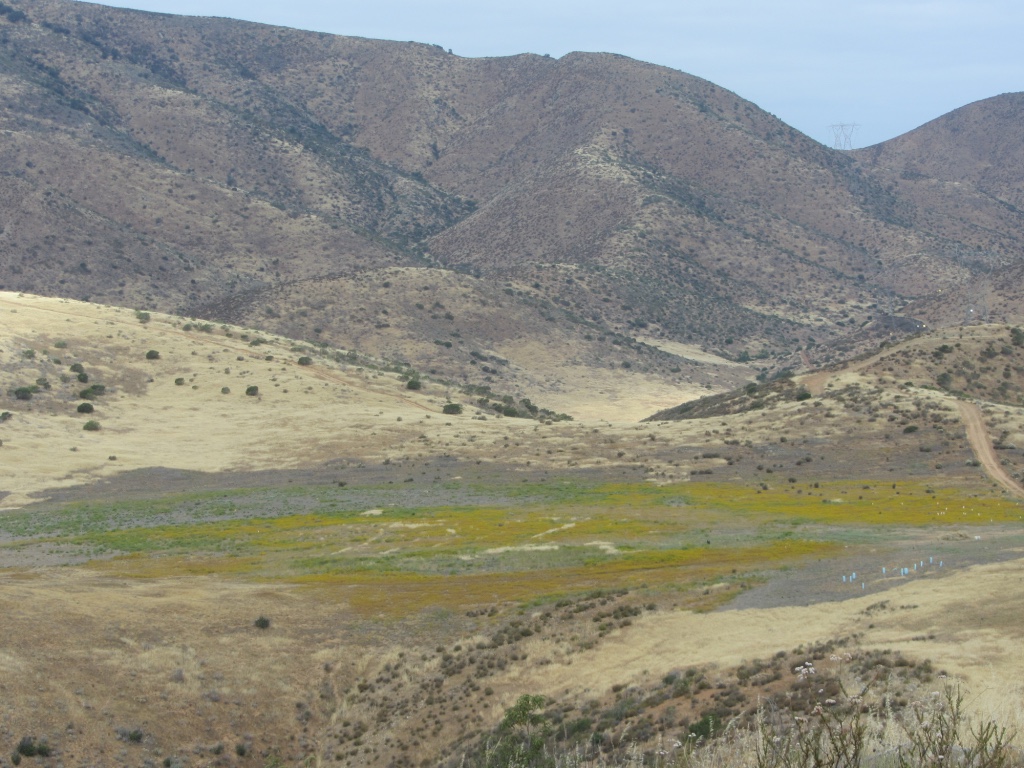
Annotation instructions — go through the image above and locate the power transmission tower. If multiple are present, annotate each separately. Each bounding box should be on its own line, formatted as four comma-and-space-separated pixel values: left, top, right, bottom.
830, 123, 859, 150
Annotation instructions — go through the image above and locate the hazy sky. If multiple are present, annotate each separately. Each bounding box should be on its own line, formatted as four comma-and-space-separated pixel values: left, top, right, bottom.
90, 0, 1023, 148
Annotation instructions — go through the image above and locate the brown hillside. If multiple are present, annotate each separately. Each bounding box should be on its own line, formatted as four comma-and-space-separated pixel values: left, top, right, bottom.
0, 0, 1023, 397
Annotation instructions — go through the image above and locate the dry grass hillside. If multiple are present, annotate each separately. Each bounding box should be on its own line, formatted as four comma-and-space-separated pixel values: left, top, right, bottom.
0, 0, 1022, 390
3, 292, 1024, 766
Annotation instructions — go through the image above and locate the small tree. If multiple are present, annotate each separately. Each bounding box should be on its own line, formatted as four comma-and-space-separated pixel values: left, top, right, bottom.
406, 378, 422, 390
245, 385, 259, 396
77, 402, 94, 414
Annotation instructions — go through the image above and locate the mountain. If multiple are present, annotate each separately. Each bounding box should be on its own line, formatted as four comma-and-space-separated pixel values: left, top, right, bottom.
1, 0, 1023, 409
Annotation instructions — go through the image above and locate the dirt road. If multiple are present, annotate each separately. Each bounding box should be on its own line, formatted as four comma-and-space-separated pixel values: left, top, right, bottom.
958, 401, 1024, 498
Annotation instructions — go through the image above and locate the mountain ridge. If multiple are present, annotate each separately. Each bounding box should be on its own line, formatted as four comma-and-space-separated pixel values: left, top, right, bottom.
1, 0, 1022, 405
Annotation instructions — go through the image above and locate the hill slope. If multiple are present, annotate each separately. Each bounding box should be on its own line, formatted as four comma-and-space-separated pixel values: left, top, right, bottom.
0, 1, 1023, 398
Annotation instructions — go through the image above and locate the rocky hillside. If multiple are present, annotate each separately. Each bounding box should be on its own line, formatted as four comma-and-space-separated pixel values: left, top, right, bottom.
1, 0, 1022, 399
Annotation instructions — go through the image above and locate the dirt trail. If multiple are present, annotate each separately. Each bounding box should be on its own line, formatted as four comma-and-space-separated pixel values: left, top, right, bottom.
958, 401, 1024, 498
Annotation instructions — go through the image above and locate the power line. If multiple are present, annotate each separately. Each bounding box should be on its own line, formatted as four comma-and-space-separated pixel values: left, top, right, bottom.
829, 123, 859, 150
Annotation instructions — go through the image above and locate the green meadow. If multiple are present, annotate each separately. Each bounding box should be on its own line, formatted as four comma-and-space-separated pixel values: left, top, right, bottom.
4, 478, 1021, 616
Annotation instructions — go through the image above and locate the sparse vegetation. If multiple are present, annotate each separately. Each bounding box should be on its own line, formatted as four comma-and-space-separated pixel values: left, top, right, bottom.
146, 350, 160, 360
83, 420, 101, 431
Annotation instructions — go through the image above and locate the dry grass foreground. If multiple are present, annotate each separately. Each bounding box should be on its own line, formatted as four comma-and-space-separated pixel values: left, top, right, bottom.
3, 554, 1024, 765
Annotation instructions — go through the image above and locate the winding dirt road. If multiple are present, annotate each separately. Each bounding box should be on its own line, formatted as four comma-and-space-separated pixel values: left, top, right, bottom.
957, 401, 1024, 499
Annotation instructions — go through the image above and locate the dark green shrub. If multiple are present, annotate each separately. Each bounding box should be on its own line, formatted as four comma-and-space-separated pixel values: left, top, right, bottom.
13, 386, 37, 401
221, 387, 230, 394
79, 384, 105, 399
406, 378, 422, 390
146, 350, 160, 360
77, 372, 89, 383
235, 743, 247, 757
795, 390, 812, 401
245, 385, 259, 396
254, 616, 271, 629
16, 737, 49, 757
297, 356, 313, 366
69, 363, 85, 374
903, 425, 919, 433
77, 402, 94, 414
135, 310, 150, 323
442, 403, 463, 415
174, 378, 185, 386
83, 420, 101, 431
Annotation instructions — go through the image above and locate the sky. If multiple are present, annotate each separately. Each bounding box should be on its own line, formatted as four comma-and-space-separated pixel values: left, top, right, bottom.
90, 0, 1023, 148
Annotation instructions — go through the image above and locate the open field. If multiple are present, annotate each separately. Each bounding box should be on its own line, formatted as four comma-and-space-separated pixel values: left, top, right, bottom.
3, 292, 1024, 766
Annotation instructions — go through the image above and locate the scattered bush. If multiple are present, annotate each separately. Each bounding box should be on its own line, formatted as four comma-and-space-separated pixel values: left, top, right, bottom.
83, 420, 101, 431
254, 616, 271, 629
174, 378, 185, 386
903, 425, 919, 434
135, 310, 151, 323
297, 356, 313, 366
16, 737, 50, 757
79, 384, 106, 399
69, 363, 85, 374
442, 403, 464, 415
145, 350, 160, 360
406, 378, 422, 390
77, 372, 89, 383
221, 387, 230, 395
245, 385, 259, 396
13, 386, 37, 401
77, 402, 94, 414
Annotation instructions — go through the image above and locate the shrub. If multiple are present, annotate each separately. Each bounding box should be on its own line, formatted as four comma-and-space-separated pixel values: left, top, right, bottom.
83, 420, 101, 431
245, 385, 259, 396
903, 425, 919, 433
297, 356, 313, 366
79, 384, 105, 399
77, 402, 94, 414
135, 310, 151, 323
221, 387, 230, 394
69, 363, 85, 374
442, 403, 463, 415
174, 378, 185, 386
0, 411, 11, 422
795, 390, 812, 401
13, 386, 37, 401
16, 737, 49, 757
145, 350, 160, 360
77, 372, 89, 383
406, 378, 422, 390
254, 616, 271, 629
